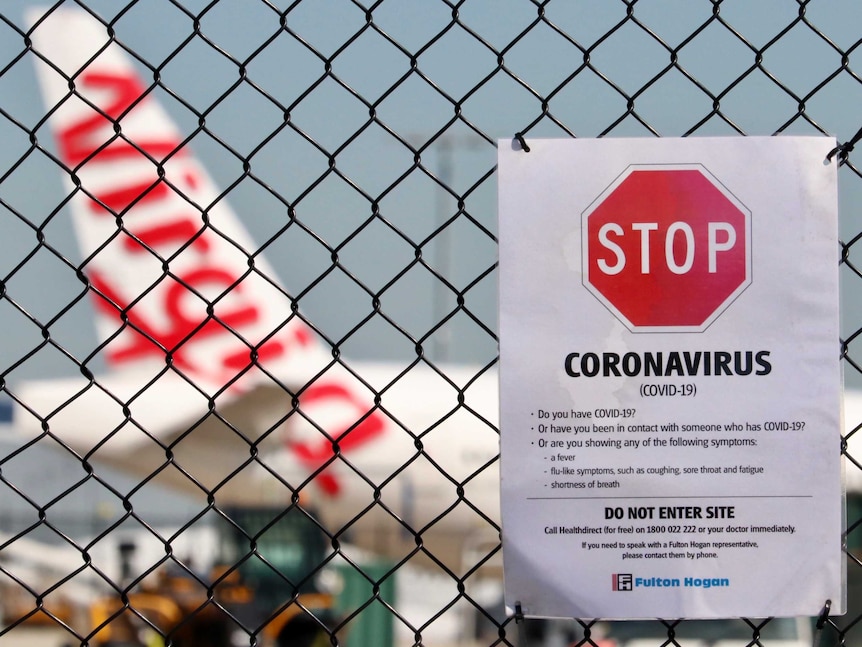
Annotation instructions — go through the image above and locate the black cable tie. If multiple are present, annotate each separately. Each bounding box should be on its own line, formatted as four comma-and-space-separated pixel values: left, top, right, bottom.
812, 598, 832, 647
514, 602, 529, 646
827, 143, 852, 164
514, 133, 531, 153
816, 598, 831, 629
828, 125, 862, 165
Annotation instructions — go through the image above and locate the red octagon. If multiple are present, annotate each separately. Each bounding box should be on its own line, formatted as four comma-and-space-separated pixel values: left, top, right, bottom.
582, 165, 750, 332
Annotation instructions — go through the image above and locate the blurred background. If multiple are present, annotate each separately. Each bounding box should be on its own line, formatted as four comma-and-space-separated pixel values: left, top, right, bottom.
1, 2, 862, 646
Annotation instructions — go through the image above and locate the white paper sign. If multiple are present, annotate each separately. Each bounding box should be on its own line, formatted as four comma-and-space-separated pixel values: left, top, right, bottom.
498, 137, 844, 620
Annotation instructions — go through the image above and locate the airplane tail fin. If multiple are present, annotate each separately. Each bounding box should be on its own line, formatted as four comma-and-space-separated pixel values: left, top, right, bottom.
18, 8, 389, 498
27, 7, 330, 390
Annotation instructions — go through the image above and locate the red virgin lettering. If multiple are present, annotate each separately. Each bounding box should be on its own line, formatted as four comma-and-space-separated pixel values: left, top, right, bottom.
218, 323, 315, 370
90, 269, 258, 371
289, 381, 387, 496
125, 220, 210, 254
291, 325, 312, 348
156, 268, 258, 352
58, 67, 309, 387
59, 71, 179, 166
89, 179, 170, 214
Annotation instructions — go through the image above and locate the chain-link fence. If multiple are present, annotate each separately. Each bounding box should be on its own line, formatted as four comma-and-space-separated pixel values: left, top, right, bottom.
1, 1, 862, 646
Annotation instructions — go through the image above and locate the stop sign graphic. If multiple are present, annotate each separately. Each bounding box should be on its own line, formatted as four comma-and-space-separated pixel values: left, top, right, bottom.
582, 165, 751, 332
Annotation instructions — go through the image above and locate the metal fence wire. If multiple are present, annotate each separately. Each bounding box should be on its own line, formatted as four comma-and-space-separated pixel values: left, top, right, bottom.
1, 1, 862, 646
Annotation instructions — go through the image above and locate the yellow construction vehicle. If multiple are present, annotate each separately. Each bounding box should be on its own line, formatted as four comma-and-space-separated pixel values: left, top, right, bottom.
87, 505, 338, 647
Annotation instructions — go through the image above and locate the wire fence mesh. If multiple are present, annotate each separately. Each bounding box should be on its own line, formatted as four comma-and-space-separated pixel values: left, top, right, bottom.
1, 1, 861, 646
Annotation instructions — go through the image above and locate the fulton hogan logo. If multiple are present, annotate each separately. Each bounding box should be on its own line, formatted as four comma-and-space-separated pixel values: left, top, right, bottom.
612, 574, 730, 590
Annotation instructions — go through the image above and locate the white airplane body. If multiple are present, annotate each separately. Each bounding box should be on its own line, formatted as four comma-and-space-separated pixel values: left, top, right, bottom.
841, 390, 862, 494
10, 8, 501, 571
